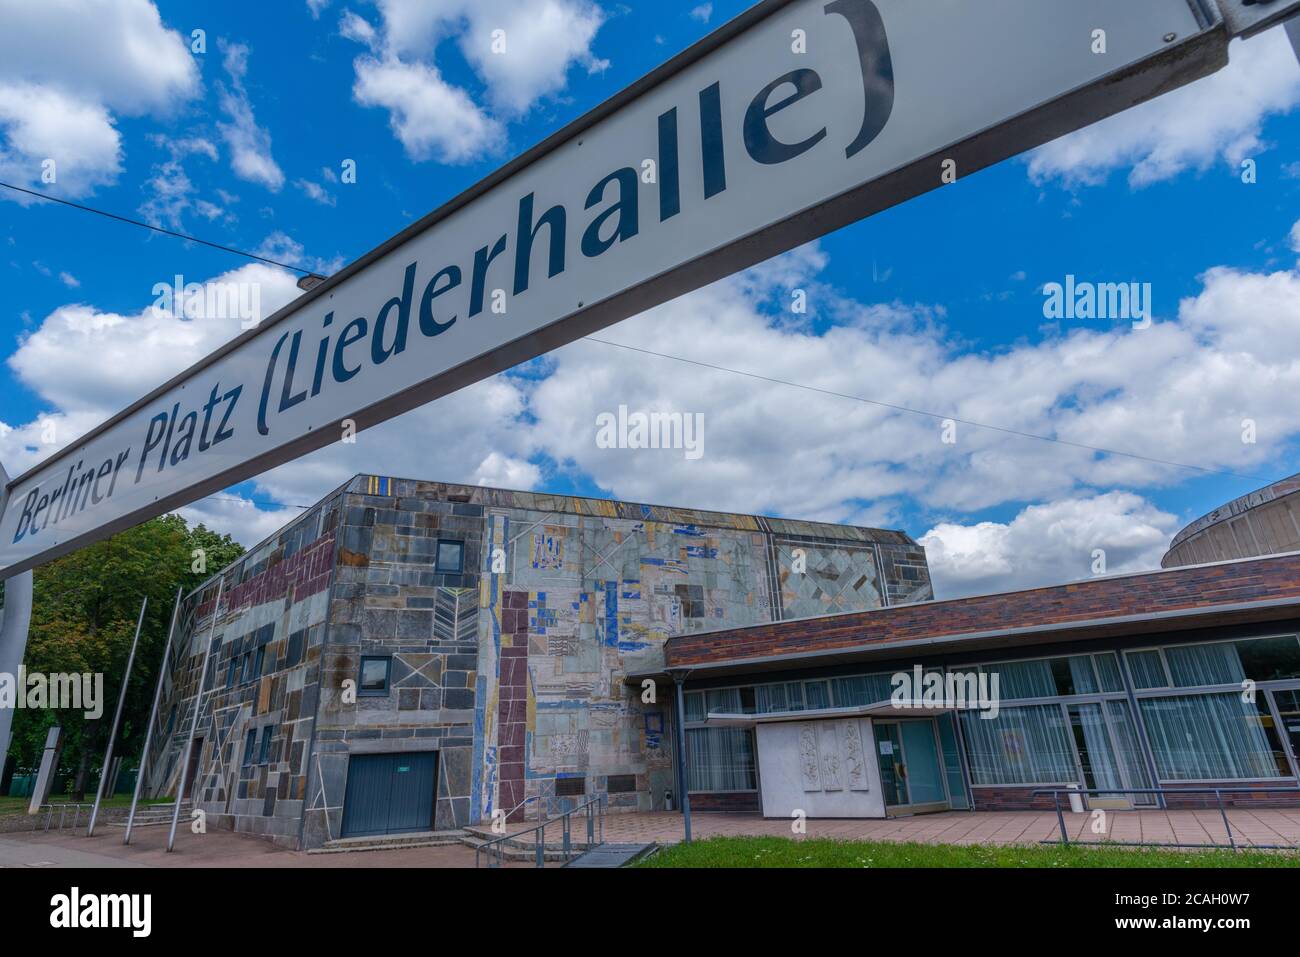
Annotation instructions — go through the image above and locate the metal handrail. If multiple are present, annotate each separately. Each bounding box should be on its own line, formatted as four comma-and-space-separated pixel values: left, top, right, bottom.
475, 793, 607, 868
37, 802, 95, 832
1030, 785, 1300, 851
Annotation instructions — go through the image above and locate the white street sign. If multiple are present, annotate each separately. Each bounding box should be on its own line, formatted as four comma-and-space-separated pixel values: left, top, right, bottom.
0, 0, 1252, 577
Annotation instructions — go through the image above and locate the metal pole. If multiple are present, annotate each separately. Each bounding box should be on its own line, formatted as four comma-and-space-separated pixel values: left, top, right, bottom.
0, 462, 34, 767
125, 587, 182, 844
167, 577, 222, 852
1216, 789, 1236, 851
671, 672, 693, 843
1054, 790, 1068, 846
88, 595, 147, 836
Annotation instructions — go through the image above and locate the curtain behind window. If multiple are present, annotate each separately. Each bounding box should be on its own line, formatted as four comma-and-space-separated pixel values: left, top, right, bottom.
686, 727, 756, 791
960, 704, 1076, 784
1138, 693, 1286, 780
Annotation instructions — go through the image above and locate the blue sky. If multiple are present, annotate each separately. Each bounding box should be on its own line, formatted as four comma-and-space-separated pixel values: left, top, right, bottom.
2, 0, 1299, 598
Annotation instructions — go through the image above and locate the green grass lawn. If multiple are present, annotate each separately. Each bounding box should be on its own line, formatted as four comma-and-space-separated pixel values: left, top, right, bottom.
634, 835, 1300, 868
0, 794, 171, 816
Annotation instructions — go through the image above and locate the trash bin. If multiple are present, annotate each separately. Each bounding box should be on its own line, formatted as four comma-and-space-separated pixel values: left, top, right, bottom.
1067, 784, 1085, 813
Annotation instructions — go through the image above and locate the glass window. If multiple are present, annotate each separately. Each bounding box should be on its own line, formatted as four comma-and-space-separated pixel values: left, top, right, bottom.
684, 691, 705, 723
1236, 635, 1300, 682
258, 726, 274, 764
242, 729, 257, 767
251, 646, 266, 681
435, 539, 464, 573
1126, 650, 1168, 689
783, 682, 806, 711
705, 688, 742, 715
358, 656, 391, 696
755, 683, 788, 714
803, 680, 831, 710
1138, 692, 1291, 780
686, 727, 756, 791
226, 656, 239, 688
983, 659, 1056, 699
959, 704, 1077, 785
1061, 656, 1098, 695
1164, 642, 1244, 687
1093, 653, 1124, 693
831, 673, 893, 707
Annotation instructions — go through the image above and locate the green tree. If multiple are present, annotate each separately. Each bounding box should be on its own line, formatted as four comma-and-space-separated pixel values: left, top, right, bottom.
7, 514, 243, 798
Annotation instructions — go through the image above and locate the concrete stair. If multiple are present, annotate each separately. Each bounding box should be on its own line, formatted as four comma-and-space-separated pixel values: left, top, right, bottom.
459, 823, 601, 863
309, 829, 470, 854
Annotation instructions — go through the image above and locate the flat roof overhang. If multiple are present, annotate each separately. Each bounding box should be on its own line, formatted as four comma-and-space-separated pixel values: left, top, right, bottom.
625, 593, 1300, 686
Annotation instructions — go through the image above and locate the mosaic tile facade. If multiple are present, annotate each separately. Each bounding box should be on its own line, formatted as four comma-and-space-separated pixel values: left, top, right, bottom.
146, 475, 930, 847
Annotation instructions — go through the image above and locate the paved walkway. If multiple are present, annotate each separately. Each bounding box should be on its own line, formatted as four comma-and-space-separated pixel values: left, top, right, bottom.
5, 807, 1299, 868
584, 808, 1300, 849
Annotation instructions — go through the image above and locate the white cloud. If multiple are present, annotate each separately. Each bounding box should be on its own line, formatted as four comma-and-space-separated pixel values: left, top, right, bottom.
6, 262, 301, 419
1290, 219, 1300, 254
216, 40, 285, 191
294, 178, 337, 206
342, 0, 606, 161
254, 231, 345, 276
920, 492, 1177, 599
306, 0, 331, 20
58, 271, 79, 288
523, 223, 1300, 530
176, 493, 301, 549
1027, 29, 1300, 188
689, 4, 712, 23
0, 0, 197, 198
351, 55, 503, 164
138, 135, 222, 230
0, 84, 122, 198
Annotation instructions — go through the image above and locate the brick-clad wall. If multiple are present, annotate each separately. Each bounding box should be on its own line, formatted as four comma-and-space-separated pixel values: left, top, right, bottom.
971, 787, 1073, 812
302, 488, 483, 847
1161, 782, 1300, 808
972, 783, 1300, 810
688, 791, 761, 813
666, 552, 1300, 667
144, 501, 338, 849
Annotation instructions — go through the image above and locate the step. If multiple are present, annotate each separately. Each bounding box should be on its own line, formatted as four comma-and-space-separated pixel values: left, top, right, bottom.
309, 830, 469, 854
459, 835, 575, 863
462, 823, 602, 851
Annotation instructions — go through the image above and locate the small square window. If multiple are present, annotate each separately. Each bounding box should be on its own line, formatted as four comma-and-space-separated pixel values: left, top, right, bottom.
435, 539, 465, 574
359, 656, 391, 696
258, 726, 274, 764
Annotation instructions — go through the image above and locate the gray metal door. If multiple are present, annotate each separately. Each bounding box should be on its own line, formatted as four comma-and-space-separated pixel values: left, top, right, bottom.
341, 752, 437, 838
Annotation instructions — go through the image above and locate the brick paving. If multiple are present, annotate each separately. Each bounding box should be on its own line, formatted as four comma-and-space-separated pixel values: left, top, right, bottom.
582, 808, 1300, 849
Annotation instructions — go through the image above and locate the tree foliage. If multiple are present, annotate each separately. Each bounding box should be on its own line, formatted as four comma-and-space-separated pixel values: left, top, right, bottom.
5, 515, 243, 797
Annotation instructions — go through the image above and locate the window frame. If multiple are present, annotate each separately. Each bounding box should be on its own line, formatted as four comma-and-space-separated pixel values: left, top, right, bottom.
434, 538, 465, 574
358, 655, 392, 697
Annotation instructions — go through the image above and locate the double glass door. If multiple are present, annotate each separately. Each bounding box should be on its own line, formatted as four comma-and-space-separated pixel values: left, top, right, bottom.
875, 720, 949, 812
1066, 701, 1154, 807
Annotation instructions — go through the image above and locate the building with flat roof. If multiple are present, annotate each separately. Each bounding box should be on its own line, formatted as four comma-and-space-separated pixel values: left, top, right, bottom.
637, 552, 1300, 817
1163, 473, 1300, 567
140, 474, 930, 848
